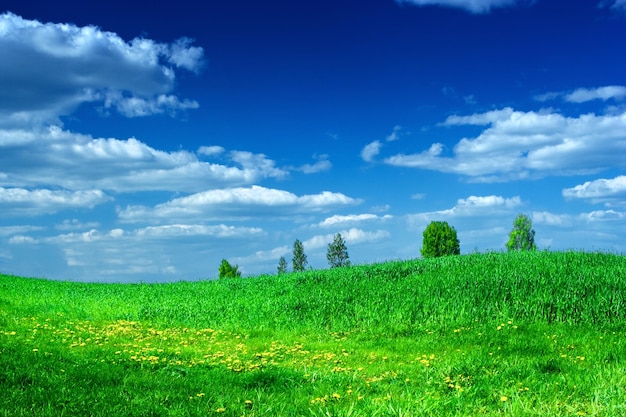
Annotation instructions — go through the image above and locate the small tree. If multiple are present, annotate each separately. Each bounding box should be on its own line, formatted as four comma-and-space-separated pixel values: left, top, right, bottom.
218, 259, 241, 279
506, 213, 536, 251
277, 256, 288, 274
327, 233, 351, 268
292, 239, 308, 272
420, 221, 460, 258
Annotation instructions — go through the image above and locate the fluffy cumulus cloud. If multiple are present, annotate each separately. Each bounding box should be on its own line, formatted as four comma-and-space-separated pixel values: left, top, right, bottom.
0, 187, 110, 216
7, 223, 266, 281
407, 194, 523, 247
563, 176, 626, 207
384, 108, 626, 182
0, 126, 288, 192
303, 228, 391, 251
0, 12, 203, 126
416, 195, 522, 219
117, 185, 362, 223
396, 0, 523, 14
319, 213, 393, 227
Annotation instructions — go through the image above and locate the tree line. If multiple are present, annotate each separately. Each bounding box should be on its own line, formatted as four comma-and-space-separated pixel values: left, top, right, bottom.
218, 213, 536, 278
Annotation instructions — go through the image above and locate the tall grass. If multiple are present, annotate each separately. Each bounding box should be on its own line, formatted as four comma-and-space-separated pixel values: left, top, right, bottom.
3, 251, 624, 332
2, 250, 626, 416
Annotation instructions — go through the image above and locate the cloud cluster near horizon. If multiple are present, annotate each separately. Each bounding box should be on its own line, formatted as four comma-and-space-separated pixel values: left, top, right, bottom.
362, 102, 626, 185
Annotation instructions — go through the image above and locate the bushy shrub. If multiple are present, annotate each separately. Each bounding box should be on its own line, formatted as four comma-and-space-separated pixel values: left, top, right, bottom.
218, 259, 241, 279
420, 221, 460, 258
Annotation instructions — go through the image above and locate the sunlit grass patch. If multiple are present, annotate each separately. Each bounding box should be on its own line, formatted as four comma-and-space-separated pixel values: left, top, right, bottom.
2, 251, 626, 415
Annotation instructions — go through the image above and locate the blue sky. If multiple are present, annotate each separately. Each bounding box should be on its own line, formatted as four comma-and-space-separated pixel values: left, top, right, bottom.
1, 0, 625, 282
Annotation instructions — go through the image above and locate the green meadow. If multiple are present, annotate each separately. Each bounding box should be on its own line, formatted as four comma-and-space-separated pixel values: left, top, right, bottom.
2, 251, 626, 416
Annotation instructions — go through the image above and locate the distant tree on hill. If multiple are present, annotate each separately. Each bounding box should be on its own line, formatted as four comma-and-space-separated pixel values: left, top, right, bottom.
218, 259, 241, 279
327, 233, 351, 268
277, 256, 288, 274
292, 239, 308, 272
506, 214, 536, 251
420, 221, 460, 258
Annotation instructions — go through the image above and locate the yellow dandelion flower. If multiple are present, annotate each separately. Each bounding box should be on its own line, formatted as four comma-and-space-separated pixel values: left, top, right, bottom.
332, 393, 341, 399
216, 407, 226, 412
500, 396, 508, 402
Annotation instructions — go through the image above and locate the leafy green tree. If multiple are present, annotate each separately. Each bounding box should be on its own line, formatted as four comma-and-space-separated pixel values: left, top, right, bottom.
292, 239, 308, 272
420, 221, 460, 258
277, 256, 288, 274
506, 213, 536, 251
218, 259, 241, 279
327, 233, 351, 268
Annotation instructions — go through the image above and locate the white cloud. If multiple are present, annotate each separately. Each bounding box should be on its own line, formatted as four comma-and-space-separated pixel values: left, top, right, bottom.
7, 222, 265, 281
166, 37, 205, 73
117, 185, 362, 223
134, 224, 263, 238
385, 108, 626, 181
442, 195, 522, 216
584, 209, 626, 222
303, 228, 390, 251
0, 225, 45, 236
386, 125, 402, 142
0, 126, 288, 192
361, 126, 405, 162
0, 187, 110, 216
600, 0, 626, 12
55, 219, 101, 231
319, 213, 393, 227
361, 140, 382, 162
396, 0, 522, 14
530, 209, 626, 226
563, 176, 626, 206
26, 223, 261, 247
408, 195, 521, 226
531, 211, 572, 227
229, 151, 289, 180
291, 154, 332, 174
235, 245, 291, 264
8, 235, 38, 244
565, 86, 626, 103
104, 93, 199, 118
0, 12, 203, 126
198, 146, 226, 157
297, 159, 332, 174
536, 85, 626, 103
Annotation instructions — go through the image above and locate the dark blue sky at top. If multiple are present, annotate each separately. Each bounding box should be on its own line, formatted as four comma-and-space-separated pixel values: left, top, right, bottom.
7, 0, 623, 158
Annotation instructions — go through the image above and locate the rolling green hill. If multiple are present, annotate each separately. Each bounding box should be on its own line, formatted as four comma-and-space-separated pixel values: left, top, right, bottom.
2, 251, 626, 416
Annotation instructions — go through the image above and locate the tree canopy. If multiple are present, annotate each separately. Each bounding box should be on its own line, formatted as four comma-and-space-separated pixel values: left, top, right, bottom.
420, 221, 461, 258
277, 256, 288, 274
327, 233, 350, 268
506, 213, 536, 251
292, 239, 308, 272
218, 259, 241, 279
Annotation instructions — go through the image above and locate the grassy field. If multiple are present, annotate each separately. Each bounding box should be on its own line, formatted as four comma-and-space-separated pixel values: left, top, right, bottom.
2, 251, 626, 416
